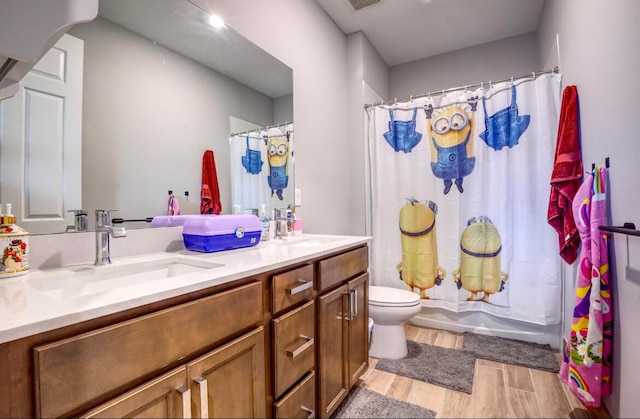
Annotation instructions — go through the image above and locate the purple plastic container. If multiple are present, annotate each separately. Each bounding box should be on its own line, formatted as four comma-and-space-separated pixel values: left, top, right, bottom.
182, 214, 261, 253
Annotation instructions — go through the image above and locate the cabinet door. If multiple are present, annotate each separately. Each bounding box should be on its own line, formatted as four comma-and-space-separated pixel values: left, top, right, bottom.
187, 327, 266, 419
80, 367, 191, 419
317, 284, 348, 419
347, 273, 369, 388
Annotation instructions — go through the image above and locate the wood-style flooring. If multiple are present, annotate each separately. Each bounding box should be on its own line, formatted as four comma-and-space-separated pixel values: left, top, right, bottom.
355, 324, 610, 418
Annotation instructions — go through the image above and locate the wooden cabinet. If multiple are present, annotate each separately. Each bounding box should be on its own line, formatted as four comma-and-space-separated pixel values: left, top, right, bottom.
33, 281, 264, 418
316, 248, 369, 418
80, 327, 266, 419
0, 242, 370, 418
187, 327, 266, 419
80, 367, 191, 418
273, 371, 315, 419
270, 263, 317, 418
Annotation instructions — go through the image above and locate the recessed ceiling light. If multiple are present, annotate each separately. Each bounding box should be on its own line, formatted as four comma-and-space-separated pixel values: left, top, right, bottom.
208, 14, 225, 28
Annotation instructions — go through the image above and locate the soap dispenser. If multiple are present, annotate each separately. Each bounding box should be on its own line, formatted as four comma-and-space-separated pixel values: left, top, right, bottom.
259, 204, 270, 241
0, 203, 29, 277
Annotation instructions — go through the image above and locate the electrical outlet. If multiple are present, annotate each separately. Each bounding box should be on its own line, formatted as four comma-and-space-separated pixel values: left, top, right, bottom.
294, 188, 302, 206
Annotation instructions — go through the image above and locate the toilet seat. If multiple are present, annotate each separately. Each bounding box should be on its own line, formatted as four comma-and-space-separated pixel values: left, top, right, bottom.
369, 286, 421, 307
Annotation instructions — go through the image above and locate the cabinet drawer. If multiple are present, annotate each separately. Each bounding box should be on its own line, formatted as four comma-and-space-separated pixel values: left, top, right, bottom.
273, 371, 316, 419
272, 264, 313, 314
34, 281, 262, 418
273, 300, 315, 399
317, 246, 368, 292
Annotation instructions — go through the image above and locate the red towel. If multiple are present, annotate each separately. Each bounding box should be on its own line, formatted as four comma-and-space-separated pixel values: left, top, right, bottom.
547, 85, 583, 264
200, 150, 222, 214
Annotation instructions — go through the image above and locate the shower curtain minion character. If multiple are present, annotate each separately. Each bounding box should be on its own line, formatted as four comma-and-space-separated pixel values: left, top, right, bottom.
452, 216, 508, 303
396, 199, 446, 299
426, 98, 478, 194
266, 132, 290, 200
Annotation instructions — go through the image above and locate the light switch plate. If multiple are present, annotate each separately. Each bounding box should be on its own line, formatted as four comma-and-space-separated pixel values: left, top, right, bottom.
294, 188, 302, 206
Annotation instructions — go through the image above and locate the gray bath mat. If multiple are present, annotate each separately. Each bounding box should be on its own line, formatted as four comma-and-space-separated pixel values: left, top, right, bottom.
331, 385, 436, 418
375, 340, 476, 393
462, 332, 560, 372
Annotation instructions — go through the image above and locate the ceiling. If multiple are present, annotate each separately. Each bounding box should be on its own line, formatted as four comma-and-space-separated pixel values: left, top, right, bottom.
315, 0, 546, 66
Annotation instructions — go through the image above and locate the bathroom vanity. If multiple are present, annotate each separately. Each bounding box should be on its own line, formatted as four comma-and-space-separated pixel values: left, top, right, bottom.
0, 233, 370, 418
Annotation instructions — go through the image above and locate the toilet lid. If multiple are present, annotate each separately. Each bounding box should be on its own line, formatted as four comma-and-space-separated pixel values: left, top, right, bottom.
369, 286, 421, 307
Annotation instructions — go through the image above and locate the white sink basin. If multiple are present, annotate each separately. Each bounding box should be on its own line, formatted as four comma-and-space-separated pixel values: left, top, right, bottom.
29, 257, 224, 299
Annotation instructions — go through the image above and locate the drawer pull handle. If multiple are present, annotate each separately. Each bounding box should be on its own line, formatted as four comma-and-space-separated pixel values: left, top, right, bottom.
193, 376, 209, 418
177, 385, 192, 418
286, 279, 313, 296
344, 292, 352, 321
302, 406, 315, 419
286, 335, 314, 358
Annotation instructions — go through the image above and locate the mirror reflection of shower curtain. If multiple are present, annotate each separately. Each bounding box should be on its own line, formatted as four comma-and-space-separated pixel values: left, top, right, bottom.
366, 74, 563, 326
229, 124, 294, 213
230, 132, 270, 212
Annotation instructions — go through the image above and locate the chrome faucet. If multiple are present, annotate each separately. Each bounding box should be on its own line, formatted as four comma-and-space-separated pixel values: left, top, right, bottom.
95, 209, 127, 265
274, 208, 289, 240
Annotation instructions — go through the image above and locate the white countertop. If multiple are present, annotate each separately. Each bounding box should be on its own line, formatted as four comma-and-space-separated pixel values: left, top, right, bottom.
0, 234, 371, 344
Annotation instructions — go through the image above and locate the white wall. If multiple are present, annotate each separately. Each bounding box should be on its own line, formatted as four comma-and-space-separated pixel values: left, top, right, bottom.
69, 17, 275, 224
389, 32, 540, 99
538, 1, 640, 417
346, 32, 389, 236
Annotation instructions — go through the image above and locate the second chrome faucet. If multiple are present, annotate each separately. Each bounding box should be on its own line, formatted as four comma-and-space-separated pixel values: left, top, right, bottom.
95, 209, 127, 265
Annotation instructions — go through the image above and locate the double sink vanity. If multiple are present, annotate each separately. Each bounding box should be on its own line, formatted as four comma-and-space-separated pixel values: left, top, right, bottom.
0, 231, 371, 418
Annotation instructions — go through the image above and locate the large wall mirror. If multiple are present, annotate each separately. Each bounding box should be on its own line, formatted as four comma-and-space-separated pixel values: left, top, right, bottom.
0, 0, 293, 235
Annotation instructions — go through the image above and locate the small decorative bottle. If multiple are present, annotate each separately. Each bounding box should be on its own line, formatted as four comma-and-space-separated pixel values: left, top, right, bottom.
0, 204, 29, 278
259, 204, 270, 242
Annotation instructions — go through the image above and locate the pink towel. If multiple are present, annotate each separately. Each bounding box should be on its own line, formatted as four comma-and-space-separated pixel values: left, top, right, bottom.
168, 195, 181, 215
200, 150, 222, 214
547, 85, 583, 264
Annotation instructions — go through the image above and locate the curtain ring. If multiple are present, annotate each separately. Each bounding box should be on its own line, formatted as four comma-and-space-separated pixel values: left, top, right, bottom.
510, 76, 514, 85
409, 95, 413, 102
441, 89, 446, 97
531, 71, 536, 80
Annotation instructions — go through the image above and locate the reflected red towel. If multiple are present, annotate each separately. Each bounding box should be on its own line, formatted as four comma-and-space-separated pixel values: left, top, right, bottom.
200, 150, 222, 214
547, 85, 583, 264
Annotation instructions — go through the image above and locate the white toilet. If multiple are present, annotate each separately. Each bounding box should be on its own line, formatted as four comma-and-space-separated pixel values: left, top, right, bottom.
368, 285, 422, 360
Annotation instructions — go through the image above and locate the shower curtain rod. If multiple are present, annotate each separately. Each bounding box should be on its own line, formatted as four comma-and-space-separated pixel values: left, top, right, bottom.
230, 121, 293, 137
365, 66, 559, 109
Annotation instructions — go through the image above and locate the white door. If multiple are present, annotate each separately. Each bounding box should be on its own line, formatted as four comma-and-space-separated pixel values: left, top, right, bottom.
0, 34, 83, 234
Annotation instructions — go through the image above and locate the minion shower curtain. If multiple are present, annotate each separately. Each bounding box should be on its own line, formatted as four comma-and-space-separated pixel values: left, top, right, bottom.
367, 73, 563, 325
229, 124, 293, 211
